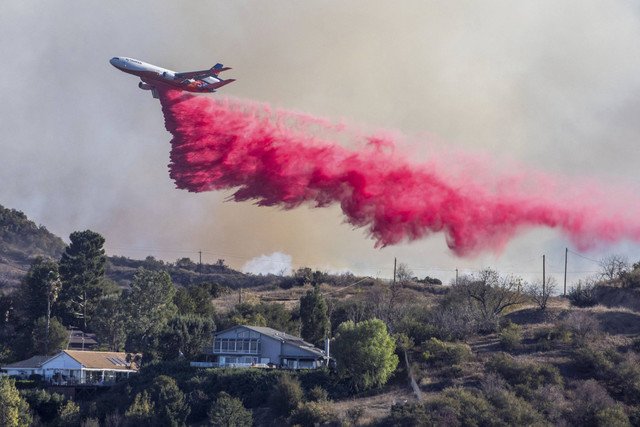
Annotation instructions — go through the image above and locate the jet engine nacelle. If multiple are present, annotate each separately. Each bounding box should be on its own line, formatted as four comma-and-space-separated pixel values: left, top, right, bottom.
138, 82, 154, 90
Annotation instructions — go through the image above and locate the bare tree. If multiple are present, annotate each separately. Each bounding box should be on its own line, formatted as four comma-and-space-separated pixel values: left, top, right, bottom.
395, 263, 414, 284
599, 254, 629, 282
526, 277, 557, 310
457, 268, 526, 323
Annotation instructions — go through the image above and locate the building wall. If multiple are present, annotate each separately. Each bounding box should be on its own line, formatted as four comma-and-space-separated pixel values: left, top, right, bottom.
41, 353, 82, 380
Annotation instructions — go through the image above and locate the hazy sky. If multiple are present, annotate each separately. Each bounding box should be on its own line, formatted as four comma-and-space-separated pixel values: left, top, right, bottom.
2, 1, 640, 283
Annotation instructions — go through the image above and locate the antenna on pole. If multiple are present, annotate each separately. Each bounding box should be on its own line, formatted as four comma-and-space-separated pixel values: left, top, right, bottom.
543, 254, 546, 297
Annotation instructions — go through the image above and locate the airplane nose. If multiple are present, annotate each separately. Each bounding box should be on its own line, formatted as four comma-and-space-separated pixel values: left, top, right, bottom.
110, 57, 120, 67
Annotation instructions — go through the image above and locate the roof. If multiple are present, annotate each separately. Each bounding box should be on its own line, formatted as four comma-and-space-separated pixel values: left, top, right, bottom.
67, 329, 98, 348
218, 325, 325, 357
62, 350, 140, 371
2, 355, 53, 369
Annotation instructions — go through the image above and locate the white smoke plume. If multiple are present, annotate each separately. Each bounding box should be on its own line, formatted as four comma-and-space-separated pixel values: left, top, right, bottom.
242, 252, 292, 276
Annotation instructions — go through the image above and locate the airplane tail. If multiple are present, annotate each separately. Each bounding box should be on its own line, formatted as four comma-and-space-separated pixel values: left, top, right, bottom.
210, 63, 232, 76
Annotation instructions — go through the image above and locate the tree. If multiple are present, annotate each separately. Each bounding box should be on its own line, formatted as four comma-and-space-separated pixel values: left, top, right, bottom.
332, 319, 399, 391
300, 286, 330, 348
208, 392, 253, 427
125, 391, 155, 426
599, 255, 629, 282
16, 257, 61, 326
123, 269, 177, 355
91, 294, 127, 351
57, 230, 108, 329
147, 375, 190, 426
0, 377, 32, 427
31, 316, 68, 355
526, 277, 557, 311
268, 374, 304, 417
173, 284, 216, 318
458, 269, 526, 325
395, 262, 414, 284
159, 315, 215, 360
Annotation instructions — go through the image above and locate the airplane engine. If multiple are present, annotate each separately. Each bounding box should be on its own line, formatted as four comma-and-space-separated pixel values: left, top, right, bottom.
138, 82, 154, 90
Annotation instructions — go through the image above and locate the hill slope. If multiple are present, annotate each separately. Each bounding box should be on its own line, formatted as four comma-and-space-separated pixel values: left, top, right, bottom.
0, 202, 253, 292
0, 204, 66, 290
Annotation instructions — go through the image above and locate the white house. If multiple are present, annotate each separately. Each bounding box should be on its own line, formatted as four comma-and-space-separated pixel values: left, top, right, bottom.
196, 325, 328, 369
1, 355, 55, 378
2, 350, 140, 385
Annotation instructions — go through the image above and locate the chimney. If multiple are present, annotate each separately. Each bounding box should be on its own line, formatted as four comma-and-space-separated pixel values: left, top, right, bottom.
324, 338, 330, 360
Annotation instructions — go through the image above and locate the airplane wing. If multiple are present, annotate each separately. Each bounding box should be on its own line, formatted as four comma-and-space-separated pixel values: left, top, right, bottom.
174, 63, 231, 80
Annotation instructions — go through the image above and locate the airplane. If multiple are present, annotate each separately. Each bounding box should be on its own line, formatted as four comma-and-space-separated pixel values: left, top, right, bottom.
110, 56, 235, 98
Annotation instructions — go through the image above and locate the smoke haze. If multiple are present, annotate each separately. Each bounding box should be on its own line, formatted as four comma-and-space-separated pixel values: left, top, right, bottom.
3, 1, 640, 281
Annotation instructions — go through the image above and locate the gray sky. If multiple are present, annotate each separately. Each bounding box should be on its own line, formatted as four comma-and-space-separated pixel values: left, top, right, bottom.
2, 1, 640, 283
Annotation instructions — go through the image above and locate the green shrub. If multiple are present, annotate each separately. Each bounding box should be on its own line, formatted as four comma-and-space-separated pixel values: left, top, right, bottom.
608, 356, 640, 404
568, 283, 598, 307
268, 375, 303, 417
21, 389, 66, 424
533, 326, 571, 351
571, 346, 614, 376
499, 322, 523, 351
559, 311, 600, 346
208, 392, 252, 427
593, 405, 631, 427
422, 338, 472, 366
288, 401, 338, 426
307, 385, 329, 402
426, 387, 495, 425
485, 388, 545, 426
486, 353, 563, 397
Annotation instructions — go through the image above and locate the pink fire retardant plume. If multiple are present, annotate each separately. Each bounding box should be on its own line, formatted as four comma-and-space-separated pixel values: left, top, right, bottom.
158, 88, 640, 256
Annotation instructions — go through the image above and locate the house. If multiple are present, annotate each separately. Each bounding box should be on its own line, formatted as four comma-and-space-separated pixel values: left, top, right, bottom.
1, 350, 140, 386
197, 325, 327, 369
66, 327, 99, 351
1, 355, 55, 378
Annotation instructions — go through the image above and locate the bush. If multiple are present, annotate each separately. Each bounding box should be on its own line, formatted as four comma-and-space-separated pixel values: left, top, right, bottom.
559, 311, 600, 346
568, 283, 598, 307
422, 338, 472, 366
486, 353, 563, 397
208, 392, 252, 427
532, 326, 571, 351
289, 401, 338, 426
571, 380, 630, 426
571, 346, 614, 376
307, 386, 329, 402
499, 322, 523, 351
21, 389, 66, 424
268, 375, 304, 417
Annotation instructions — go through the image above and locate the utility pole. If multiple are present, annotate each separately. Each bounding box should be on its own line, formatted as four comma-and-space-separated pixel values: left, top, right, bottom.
455, 268, 459, 286
198, 250, 202, 265
542, 254, 546, 296
564, 247, 568, 296
393, 257, 397, 285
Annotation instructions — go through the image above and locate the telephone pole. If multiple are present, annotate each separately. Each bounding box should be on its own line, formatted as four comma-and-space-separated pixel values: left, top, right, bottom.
393, 257, 397, 285
542, 254, 546, 296
564, 248, 568, 296
455, 268, 459, 286
198, 250, 202, 265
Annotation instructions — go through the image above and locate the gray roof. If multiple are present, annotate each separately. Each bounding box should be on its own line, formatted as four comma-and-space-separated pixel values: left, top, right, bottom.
2, 355, 53, 369
219, 325, 326, 357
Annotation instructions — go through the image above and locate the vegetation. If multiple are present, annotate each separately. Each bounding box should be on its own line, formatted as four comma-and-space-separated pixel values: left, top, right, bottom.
4, 207, 640, 425
332, 319, 399, 392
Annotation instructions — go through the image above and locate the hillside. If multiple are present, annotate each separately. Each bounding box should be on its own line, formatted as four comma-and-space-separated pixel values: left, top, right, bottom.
0, 204, 66, 290
0, 202, 256, 292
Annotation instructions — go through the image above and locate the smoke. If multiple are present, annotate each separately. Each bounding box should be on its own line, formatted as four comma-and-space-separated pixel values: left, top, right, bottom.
158, 88, 640, 256
242, 252, 292, 275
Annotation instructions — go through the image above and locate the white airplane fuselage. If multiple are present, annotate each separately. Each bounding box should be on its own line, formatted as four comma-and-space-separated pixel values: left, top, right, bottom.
110, 57, 234, 97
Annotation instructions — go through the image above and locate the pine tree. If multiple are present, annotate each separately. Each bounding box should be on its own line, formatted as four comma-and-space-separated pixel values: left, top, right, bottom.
57, 230, 107, 329
299, 286, 330, 348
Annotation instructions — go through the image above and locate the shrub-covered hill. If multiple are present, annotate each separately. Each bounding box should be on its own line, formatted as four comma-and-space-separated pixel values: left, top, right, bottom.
0, 204, 66, 290
0, 202, 263, 292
